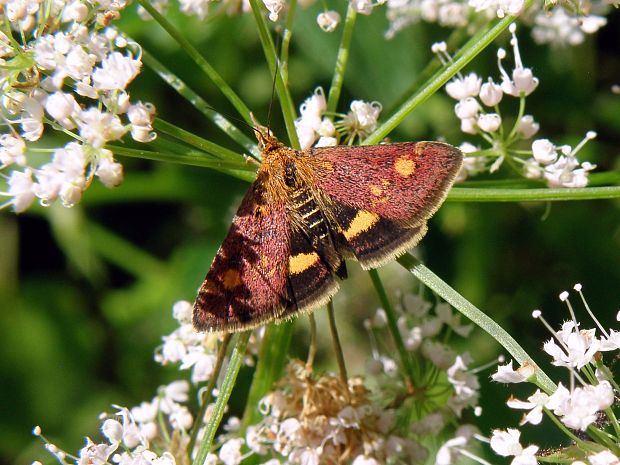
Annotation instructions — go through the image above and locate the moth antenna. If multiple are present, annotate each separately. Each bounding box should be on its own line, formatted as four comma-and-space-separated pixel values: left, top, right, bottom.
266, 32, 282, 139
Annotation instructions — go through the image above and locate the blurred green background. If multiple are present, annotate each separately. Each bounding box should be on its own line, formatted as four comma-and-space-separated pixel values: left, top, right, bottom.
1, 5, 619, 465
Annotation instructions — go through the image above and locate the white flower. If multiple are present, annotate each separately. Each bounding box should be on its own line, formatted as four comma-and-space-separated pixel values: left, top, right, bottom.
531, 139, 557, 165
131, 401, 158, 423
497, 25, 538, 97
179, 0, 210, 19
547, 381, 614, 431
317, 11, 340, 32
77, 108, 127, 147
92, 52, 141, 91
128, 102, 157, 143
447, 354, 480, 415
101, 419, 123, 443
352, 456, 380, 465
477, 113, 501, 132
45, 92, 80, 129
262, 0, 285, 21
422, 340, 455, 369
64, 45, 95, 82
446, 73, 482, 101
491, 360, 535, 383
490, 429, 539, 465
77, 438, 118, 465
340, 100, 381, 141
506, 389, 549, 425
0, 135, 27, 166
435, 425, 477, 465
543, 156, 595, 188
173, 300, 193, 323
543, 321, 600, 369
479, 79, 503, 106
62, 1, 89, 22
295, 88, 328, 149
588, 450, 620, 465
517, 115, 539, 139
352, 0, 373, 14
454, 98, 481, 120
5, 169, 36, 212
20, 97, 44, 141
95, 150, 124, 188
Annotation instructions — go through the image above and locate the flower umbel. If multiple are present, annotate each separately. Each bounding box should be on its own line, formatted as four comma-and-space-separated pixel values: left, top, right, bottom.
0, 2, 156, 213
436, 25, 597, 187
488, 284, 620, 463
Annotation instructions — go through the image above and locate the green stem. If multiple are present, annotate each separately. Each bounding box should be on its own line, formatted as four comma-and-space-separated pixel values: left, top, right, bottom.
362, 14, 522, 145
154, 119, 247, 162
107, 145, 256, 182
368, 269, 417, 386
141, 51, 259, 158
396, 253, 556, 393
192, 331, 251, 465
240, 322, 295, 433
326, 3, 357, 114
279, 0, 297, 86
327, 301, 349, 387
136, 0, 252, 125
447, 185, 620, 202
248, 0, 300, 149
188, 334, 232, 457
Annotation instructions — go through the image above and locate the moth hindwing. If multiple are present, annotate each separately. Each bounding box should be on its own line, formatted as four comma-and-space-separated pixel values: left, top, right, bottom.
192, 133, 463, 333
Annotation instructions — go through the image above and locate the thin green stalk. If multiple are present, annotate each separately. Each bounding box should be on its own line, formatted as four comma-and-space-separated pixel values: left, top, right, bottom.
362, 13, 524, 145
326, 3, 357, 114
248, 0, 300, 149
188, 334, 232, 456
153, 119, 247, 162
240, 322, 295, 433
368, 269, 417, 387
306, 314, 318, 370
192, 331, 251, 465
141, 51, 259, 158
447, 185, 620, 202
136, 0, 252, 125
108, 145, 256, 182
279, 0, 298, 86
327, 301, 349, 387
396, 253, 556, 392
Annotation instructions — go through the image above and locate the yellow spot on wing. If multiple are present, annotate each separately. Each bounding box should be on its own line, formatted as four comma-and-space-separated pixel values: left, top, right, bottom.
370, 185, 383, 196
289, 252, 319, 275
395, 157, 416, 177
343, 210, 380, 240
222, 269, 242, 289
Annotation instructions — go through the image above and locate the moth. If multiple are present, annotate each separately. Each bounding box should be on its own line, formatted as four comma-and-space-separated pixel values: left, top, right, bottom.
193, 129, 463, 333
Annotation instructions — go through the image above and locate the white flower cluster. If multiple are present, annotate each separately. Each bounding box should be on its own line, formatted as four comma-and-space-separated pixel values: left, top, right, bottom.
294, 87, 382, 149
33, 381, 195, 465
487, 284, 620, 465
365, 293, 477, 416
0, 1, 156, 213
156, 300, 220, 384
383, 0, 609, 44
439, 25, 597, 187
239, 359, 428, 465
155, 301, 264, 384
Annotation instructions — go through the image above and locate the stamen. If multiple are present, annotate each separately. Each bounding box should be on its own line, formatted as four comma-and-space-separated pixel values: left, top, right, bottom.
569, 131, 597, 157
559, 290, 578, 323
573, 283, 609, 338
508, 23, 523, 69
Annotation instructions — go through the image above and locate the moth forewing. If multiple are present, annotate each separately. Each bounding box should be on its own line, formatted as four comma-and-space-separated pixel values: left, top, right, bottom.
192, 132, 462, 333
